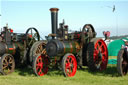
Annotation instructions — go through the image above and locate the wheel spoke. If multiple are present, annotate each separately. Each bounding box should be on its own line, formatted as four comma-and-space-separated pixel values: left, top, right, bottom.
4, 59, 8, 65
9, 57, 13, 64
92, 39, 108, 70
35, 55, 49, 76
65, 63, 70, 69
38, 69, 42, 75
97, 43, 101, 52
63, 54, 77, 77
38, 45, 42, 53
3, 61, 7, 66
1, 54, 15, 75
3, 65, 8, 69
36, 63, 41, 67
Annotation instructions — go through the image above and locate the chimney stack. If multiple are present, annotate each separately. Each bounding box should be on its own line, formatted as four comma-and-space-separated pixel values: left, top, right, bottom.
50, 8, 59, 36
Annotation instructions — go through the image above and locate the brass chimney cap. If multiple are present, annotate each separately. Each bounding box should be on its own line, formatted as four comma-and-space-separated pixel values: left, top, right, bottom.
50, 8, 59, 12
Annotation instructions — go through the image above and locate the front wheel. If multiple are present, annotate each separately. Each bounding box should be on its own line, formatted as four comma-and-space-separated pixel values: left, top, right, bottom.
33, 54, 49, 76
117, 49, 128, 76
62, 53, 77, 77
0, 54, 15, 75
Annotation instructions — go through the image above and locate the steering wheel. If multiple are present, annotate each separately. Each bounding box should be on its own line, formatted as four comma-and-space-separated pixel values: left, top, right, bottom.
25, 27, 40, 48
81, 24, 96, 44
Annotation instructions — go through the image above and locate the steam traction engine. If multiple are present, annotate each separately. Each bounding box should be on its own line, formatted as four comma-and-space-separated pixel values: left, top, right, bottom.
32, 8, 108, 77
0, 24, 42, 75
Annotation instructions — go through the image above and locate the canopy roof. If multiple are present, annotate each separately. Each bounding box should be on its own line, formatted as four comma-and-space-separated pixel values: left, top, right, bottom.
108, 37, 128, 56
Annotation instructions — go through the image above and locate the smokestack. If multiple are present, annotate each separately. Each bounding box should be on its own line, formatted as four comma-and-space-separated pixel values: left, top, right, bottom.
50, 8, 59, 35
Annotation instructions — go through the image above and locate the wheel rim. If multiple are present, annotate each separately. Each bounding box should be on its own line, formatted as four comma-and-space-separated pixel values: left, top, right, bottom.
122, 56, 128, 75
93, 39, 108, 70
65, 55, 77, 77
2, 55, 15, 74
36, 55, 49, 76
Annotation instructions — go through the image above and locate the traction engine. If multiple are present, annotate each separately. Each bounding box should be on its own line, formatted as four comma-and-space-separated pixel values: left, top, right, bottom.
0, 24, 41, 75
32, 8, 108, 77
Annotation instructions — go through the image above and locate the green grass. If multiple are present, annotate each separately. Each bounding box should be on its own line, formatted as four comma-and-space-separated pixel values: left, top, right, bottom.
0, 64, 128, 85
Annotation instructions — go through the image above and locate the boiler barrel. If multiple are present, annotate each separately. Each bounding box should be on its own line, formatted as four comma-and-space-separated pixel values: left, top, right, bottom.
0, 42, 6, 55
0, 42, 22, 56
46, 40, 80, 57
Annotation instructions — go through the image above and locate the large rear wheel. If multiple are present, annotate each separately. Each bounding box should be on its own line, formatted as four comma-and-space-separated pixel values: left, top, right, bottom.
29, 40, 47, 64
0, 54, 15, 75
87, 38, 108, 71
117, 49, 128, 76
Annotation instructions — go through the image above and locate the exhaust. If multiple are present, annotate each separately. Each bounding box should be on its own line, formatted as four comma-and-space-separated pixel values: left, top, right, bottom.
50, 8, 59, 36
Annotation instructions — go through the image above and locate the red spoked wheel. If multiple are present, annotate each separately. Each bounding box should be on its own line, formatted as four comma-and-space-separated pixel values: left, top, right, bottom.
62, 53, 77, 77
117, 49, 128, 76
87, 38, 108, 71
33, 54, 49, 76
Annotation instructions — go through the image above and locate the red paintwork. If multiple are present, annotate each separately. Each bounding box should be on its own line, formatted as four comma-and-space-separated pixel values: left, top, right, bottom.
9, 48, 14, 50
10, 29, 13, 33
36, 55, 49, 76
93, 39, 108, 70
103, 31, 110, 37
28, 34, 32, 38
65, 55, 77, 77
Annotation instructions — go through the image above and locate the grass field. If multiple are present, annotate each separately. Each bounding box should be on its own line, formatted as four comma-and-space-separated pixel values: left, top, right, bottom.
0, 64, 128, 85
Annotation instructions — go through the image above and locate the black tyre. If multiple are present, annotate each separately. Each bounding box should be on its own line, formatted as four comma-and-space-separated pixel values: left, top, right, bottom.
117, 49, 128, 76
62, 53, 77, 77
0, 54, 15, 75
86, 38, 108, 71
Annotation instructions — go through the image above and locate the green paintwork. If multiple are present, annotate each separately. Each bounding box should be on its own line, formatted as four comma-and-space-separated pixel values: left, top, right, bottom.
108, 37, 128, 56
72, 42, 76, 53
7, 42, 24, 55
64, 41, 80, 54
64, 42, 71, 53
7, 44, 14, 54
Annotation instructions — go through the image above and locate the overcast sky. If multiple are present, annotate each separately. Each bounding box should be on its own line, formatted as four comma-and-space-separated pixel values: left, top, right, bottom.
0, 0, 128, 39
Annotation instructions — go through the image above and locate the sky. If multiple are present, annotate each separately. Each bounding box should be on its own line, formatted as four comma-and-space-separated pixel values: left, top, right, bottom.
0, 0, 128, 39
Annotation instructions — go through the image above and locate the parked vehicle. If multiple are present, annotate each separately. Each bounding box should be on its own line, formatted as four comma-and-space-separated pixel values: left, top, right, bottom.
32, 8, 108, 77
0, 24, 42, 75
